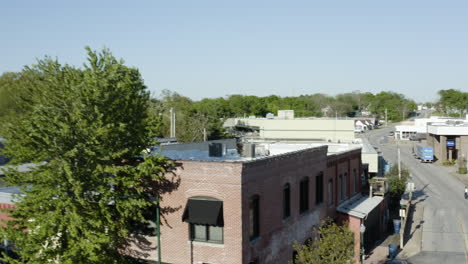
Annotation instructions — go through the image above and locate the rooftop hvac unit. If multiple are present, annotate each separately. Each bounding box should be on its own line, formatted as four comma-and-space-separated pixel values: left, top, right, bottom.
208, 143, 223, 157
242, 143, 256, 158
278, 110, 295, 120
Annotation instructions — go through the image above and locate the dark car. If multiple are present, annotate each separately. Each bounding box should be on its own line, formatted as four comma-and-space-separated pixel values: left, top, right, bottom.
385, 260, 409, 264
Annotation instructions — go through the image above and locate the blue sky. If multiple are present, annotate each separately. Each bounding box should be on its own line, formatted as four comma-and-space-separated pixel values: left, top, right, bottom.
1, 1, 467, 102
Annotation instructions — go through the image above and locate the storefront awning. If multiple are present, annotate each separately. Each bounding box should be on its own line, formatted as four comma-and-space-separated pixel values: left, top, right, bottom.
182, 199, 223, 226
337, 194, 383, 219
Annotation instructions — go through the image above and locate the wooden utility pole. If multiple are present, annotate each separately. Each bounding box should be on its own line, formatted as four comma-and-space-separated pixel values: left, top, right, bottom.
398, 146, 401, 179
385, 108, 388, 127
169, 108, 176, 138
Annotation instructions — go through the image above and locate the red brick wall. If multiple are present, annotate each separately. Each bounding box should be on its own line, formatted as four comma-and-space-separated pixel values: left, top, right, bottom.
241, 146, 328, 264
326, 149, 362, 219
146, 161, 244, 264
144, 146, 363, 264
0, 203, 15, 228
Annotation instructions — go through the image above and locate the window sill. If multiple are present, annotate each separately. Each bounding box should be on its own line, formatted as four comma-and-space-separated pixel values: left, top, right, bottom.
189, 240, 224, 247
250, 236, 261, 245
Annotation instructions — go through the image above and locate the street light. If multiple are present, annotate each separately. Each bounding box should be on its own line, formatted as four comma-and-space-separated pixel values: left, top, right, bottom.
360, 223, 366, 264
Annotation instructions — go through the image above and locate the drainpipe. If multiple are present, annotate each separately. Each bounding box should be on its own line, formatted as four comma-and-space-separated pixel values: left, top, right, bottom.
157, 194, 161, 264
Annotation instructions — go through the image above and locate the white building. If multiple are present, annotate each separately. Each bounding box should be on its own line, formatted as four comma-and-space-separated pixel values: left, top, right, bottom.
224, 111, 356, 142
395, 116, 468, 140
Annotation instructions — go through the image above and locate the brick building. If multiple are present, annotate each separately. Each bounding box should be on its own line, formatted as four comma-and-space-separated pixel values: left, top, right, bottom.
141, 139, 365, 264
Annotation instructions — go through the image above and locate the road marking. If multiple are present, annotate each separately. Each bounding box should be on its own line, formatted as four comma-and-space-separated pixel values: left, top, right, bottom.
456, 214, 468, 264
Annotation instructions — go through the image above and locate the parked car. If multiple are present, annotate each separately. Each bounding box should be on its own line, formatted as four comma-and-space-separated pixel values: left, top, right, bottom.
385, 260, 408, 264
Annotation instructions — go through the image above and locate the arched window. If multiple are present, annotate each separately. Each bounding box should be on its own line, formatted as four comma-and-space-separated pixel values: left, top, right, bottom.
249, 195, 260, 240
182, 196, 223, 244
283, 183, 291, 219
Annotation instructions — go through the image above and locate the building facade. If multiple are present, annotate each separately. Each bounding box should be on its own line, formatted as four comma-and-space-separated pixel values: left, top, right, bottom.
140, 141, 364, 264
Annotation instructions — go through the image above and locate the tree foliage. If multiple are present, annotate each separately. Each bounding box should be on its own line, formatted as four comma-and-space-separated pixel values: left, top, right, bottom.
386, 164, 410, 202
368, 91, 416, 122
0, 48, 172, 263
437, 89, 468, 116
292, 219, 354, 264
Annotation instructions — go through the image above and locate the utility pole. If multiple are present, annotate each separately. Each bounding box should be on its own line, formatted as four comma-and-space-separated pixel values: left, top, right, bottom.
169, 108, 176, 138
385, 108, 388, 127
203, 128, 207, 141
397, 142, 401, 179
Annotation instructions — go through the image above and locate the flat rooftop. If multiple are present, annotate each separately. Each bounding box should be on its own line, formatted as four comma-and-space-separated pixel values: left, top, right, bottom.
428, 123, 468, 136
152, 140, 361, 162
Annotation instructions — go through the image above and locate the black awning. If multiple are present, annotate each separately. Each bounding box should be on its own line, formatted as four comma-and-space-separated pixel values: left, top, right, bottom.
182, 199, 223, 226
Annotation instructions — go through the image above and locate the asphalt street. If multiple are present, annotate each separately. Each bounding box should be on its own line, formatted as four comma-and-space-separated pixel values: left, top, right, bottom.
364, 125, 468, 264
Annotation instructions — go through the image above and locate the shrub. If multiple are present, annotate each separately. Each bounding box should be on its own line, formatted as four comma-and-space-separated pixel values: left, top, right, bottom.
442, 160, 456, 166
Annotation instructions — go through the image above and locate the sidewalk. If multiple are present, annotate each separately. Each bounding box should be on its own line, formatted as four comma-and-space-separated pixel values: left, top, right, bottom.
398, 200, 424, 259
364, 200, 424, 263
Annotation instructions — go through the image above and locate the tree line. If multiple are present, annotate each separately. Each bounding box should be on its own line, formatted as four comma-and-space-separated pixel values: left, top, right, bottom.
432, 89, 468, 117
6, 56, 468, 143
146, 90, 417, 142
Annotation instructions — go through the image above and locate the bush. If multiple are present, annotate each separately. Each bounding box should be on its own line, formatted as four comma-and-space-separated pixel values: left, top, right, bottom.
291, 218, 354, 264
442, 160, 456, 166
386, 165, 410, 200
458, 167, 468, 174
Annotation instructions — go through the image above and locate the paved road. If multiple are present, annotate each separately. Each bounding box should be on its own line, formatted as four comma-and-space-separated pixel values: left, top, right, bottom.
364, 126, 468, 264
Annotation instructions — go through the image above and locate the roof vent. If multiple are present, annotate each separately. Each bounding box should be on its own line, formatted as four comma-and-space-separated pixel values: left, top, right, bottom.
209, 143, 223, 157
242, 144, 256, 158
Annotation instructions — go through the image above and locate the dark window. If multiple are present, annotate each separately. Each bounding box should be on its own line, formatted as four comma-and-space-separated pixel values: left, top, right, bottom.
299, 178, 309, 213
283, 183, 291, 219
249, 259, 259, 264
250, 195, 260, 240
183, 197, 224, 244
343, 173, 348, 199
328, 179, 334, 207
338, 174, 343, 201
353, 169, 357, 194
316, 172, 324, 205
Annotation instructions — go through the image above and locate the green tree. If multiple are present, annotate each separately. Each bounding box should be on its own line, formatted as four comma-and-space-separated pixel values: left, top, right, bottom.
0, 48, 171, 263
386, 164, 410, 205
0, 71, 39, 135
369, 91, 416, 121
437, 89, 468, 116
292, 219, 355, 264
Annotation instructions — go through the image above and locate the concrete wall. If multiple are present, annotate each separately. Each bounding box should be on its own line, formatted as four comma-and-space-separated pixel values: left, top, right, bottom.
458, 136, 468, 160
428, 134, 468, 161
362, 152, 378, 174
227, 118, 356, 142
